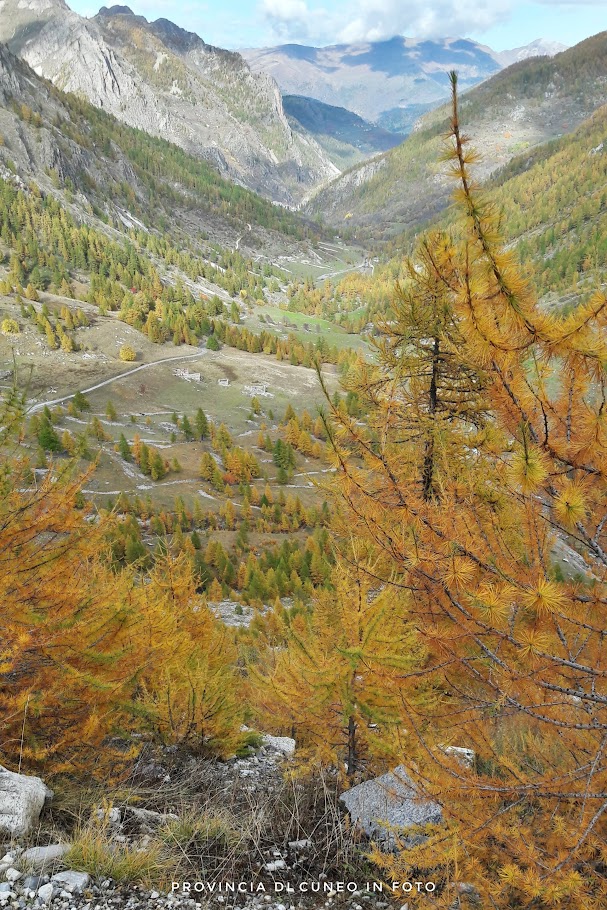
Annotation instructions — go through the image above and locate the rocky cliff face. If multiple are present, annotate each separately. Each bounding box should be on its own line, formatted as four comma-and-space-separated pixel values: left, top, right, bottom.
0, 42, 21, 99
0, 0, 338, 204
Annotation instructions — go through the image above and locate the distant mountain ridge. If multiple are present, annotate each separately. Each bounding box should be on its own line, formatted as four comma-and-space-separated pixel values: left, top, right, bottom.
283, 95, 403, 170
242, 36, 566, 128
493, 39, 568, 68
305, 32, 607, 239
243, 36, 501, 125
0, 0, 338, 204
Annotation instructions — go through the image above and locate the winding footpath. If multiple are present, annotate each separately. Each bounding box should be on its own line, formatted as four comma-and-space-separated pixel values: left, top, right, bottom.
29, 348, 210, 414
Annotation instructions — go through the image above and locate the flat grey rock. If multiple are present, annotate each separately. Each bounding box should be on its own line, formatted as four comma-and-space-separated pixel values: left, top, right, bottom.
21, 844, 69, 870
340, 766, 442, 849
50, 870, 90, 893
36, 882, 55, 903
261, 734, 295, 755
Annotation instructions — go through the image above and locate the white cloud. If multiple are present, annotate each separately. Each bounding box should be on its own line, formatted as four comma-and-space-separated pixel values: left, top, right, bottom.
259, 0, 516, 44
337, 0, 514, 43
260, 0, 315, 38
258, 0, 603, 46
261, 0, 309, 19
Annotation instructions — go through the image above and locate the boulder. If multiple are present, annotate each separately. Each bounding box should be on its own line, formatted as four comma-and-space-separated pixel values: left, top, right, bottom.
21, 844, 69, 870
340, 766, 442, 850
50, 870, 90, 893
261, 734, 295, 756
443, 746, 475, 769
0, 768, 53, 837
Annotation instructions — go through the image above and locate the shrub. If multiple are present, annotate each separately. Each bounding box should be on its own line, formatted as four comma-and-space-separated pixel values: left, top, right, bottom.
1, 318, 19, 335
119, 344, 137, 362
67, 821, 170, 886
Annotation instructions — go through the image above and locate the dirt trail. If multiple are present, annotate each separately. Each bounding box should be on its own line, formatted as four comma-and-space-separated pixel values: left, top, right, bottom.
29, 349, 210, 414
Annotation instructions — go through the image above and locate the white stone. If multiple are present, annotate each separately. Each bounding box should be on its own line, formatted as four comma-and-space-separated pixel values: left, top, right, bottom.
21, 844, 69, 869
51, 870, 90, 892
4, 869, 20, 882
443, 746, 476, 769
37, 883, 55, 903
261, 734, 295, 755
0, 766, 53, 837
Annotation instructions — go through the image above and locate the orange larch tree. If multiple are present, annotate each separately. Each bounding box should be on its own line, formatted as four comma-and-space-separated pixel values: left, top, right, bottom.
323, 73, 607, 909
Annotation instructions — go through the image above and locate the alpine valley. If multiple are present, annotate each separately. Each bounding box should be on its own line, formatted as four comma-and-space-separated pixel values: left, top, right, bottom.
1, 3, 607, 910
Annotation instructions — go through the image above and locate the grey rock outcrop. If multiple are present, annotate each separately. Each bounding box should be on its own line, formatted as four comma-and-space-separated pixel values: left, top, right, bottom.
0, 0, 337, 203
340, 765, 442, 849
261, 734, 295, 756
0, 766, 53, 837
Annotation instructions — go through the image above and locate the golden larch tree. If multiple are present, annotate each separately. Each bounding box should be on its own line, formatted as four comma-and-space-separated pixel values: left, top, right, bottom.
323, 73, 607, 908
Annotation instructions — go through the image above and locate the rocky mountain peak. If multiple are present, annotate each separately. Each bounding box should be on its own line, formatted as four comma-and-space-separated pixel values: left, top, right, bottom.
149, 17, 208, 53
97, 5, 136, 16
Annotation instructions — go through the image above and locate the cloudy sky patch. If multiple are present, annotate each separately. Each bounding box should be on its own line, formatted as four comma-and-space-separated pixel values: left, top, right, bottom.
69, 0, 605, 51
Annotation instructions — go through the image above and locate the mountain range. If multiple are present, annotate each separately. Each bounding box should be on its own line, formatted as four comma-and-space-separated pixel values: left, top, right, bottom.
306, 32, 607, 238
0, 0, 570, 208
243, 36, 566, 129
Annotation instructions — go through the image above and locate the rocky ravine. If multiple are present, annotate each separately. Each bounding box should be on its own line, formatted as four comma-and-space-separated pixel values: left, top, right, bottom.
0, 0, 338, 205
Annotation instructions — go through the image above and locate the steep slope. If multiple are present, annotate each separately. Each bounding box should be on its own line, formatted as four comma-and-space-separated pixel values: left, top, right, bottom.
0, 0, 338, 204
308, 32, 607, 239
283, 95, 402, 170
483, 105, 607, 309
243, 37, 501, 124
0, 40, 326, 271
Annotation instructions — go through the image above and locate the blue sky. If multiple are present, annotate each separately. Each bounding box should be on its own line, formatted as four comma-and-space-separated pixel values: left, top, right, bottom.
69, 0, 605, 51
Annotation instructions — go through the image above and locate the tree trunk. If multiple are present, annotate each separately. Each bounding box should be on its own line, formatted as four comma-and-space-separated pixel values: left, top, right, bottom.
422, 335, 440, 500
347, 714, 357, 776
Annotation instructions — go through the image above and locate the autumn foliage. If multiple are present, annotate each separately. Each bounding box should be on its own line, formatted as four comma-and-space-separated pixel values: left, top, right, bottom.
255, 551, 425, 775
0, 393, 242, 773
318, 74, 607, 907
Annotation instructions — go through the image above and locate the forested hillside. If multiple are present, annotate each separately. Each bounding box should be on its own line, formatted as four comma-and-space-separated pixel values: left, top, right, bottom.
283, 95, 402, 170
0, 43, 318, 248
